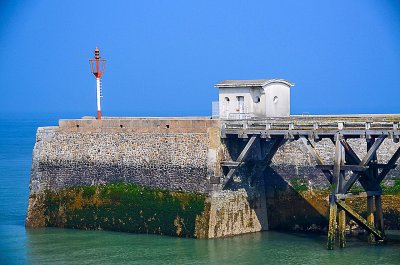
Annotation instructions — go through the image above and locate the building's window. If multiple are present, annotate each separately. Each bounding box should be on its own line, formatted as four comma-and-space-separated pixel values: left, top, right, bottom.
273, 96, 278, 104
225, 97, 230, 102
255, 96, 260, 103
237, 96, 244, 113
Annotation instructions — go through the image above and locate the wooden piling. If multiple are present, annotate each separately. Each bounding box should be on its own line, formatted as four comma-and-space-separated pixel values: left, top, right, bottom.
327, 134, 342, 250
374, 195, 385, 238
327, 196, 337, 250
338, 205, 346, 248
367, 196, 375, 243
337, 135, 346, 248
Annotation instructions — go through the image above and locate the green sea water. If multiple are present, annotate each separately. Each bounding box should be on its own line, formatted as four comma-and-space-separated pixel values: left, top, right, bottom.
0, 114, 399, 265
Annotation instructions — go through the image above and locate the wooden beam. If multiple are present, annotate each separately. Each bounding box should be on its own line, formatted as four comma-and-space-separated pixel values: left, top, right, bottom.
327, 197, 337, 250
340, 139, 369, 192
236, 135, 257, 162
361, 135, 386, 166
221, 135, 257, 188
335, 191, 381, 200
367, 139, 379, 243
342, 135, 386, 192
220, 161, 241, 167
263, 137, 285, 164
220, 124, 227, 138
336, 200, 384, 240
299, 136, 324, 164
342, 174, 362, 193
377, 146, 400, 183
238, 133, 248, 139
338, 207, 346, 248
209, 176, 220, 184
367, 196, 376, 243
248, 137, 286, 187
299, 136, 333, 183
316, 165, 368, 172
224, 129, 398, 137
340, 139, 361, 164
327, 134, 343, 250
375, 195, 385, 238
333, 134, 344, 193
369, 163, 397, 170
336, 127, 346, 253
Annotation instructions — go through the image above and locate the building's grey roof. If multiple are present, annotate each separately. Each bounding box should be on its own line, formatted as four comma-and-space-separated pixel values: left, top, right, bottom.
214, 79, 294, 88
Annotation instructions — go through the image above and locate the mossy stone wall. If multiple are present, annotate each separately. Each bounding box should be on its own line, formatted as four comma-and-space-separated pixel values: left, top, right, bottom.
27, 121, 400, 237
39, 183, 210, 238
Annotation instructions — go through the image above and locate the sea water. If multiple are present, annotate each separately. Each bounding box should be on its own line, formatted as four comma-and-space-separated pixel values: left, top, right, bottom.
0, 114, 399, 265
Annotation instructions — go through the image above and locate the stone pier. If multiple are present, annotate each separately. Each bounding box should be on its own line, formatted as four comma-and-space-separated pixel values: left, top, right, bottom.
26, 117, 400, 240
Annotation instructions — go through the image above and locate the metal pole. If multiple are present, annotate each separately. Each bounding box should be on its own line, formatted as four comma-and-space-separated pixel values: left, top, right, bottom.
96, 77, 101, 120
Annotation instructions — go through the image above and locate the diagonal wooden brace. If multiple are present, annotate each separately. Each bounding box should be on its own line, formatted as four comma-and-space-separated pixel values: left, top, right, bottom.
342, 135, 386, 192
377, 146, 400, 183
263, 137, 285, 165
221, 135, 257, 188
340, 139, 361, 164
336, 200, 384, 240
299, 136, 333, 183
249, 137, 286, 186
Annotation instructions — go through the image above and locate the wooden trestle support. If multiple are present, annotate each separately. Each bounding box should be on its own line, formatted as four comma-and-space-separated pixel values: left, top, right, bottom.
300, 134, 400, 249
219, 116, 400, 250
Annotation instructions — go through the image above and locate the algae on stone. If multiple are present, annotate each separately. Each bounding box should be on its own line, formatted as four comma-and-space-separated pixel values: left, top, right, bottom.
42, 183, 209, 238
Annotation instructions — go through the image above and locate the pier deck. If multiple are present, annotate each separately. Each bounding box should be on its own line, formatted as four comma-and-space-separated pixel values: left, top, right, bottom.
219, 114, 400, 249
221, 114, 400, 140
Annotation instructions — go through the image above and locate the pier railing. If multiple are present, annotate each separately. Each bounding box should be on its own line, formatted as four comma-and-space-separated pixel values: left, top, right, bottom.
221, 114, 400, 140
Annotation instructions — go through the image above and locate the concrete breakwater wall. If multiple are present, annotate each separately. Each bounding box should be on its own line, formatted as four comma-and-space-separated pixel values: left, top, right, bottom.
26, 118, 400, 238
26, 118, 268, 238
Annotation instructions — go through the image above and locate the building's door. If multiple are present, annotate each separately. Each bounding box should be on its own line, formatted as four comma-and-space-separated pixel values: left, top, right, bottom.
237, 96, 244, 119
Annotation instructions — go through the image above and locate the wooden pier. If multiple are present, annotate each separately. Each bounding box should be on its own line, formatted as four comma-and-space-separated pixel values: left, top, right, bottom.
217, 114, 400, 250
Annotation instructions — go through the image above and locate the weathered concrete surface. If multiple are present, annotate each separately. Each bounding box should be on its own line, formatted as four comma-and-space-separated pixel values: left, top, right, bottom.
26, 118, 269, 238
26, 117, 400, 238
208, 188, 268, 238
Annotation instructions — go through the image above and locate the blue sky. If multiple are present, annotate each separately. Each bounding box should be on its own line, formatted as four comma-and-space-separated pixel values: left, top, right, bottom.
0, 1, 400, 117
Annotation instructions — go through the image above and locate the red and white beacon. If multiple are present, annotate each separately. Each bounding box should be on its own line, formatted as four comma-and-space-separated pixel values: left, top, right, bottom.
89, 47, 106, 120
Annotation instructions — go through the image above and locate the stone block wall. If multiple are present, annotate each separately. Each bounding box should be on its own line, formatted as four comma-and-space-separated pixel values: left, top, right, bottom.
26, 117, 400, 238
30, 118, 220, 195
27, 118, 270, 237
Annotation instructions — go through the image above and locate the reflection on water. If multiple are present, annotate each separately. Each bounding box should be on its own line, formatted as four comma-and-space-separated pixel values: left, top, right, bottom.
23, 228, 400, 265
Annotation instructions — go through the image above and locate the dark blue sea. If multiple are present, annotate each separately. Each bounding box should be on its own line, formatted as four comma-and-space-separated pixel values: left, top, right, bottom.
0, 113, 399, 265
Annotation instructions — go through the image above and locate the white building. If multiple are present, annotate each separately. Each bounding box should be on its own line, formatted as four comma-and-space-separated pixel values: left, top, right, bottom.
214, 79, 294, 119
